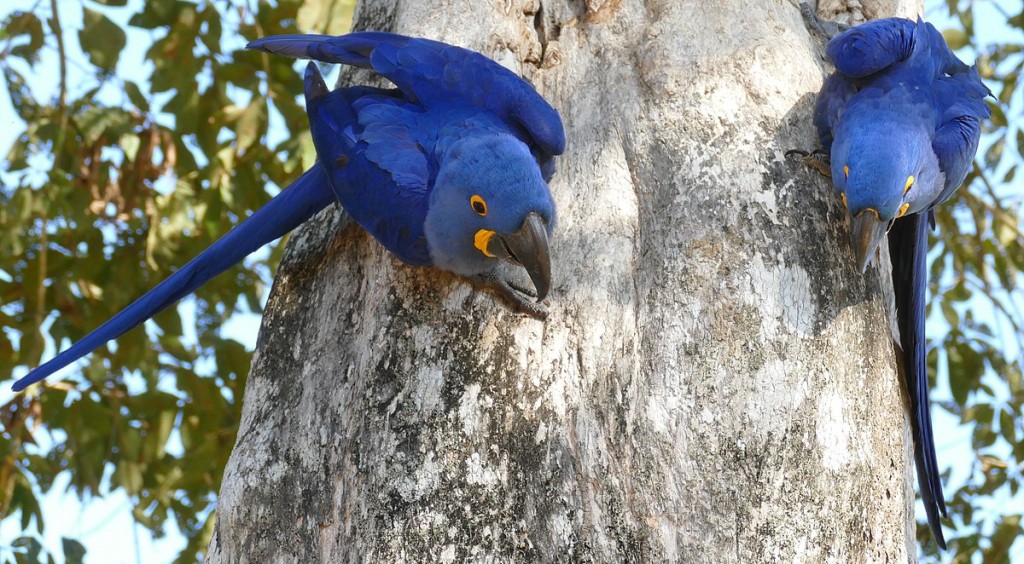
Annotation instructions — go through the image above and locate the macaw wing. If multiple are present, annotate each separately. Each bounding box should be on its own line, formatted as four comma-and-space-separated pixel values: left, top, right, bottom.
931, 113, 983, 205
889, 212, 947, 549
302, 62, 432, 266
812, 72, 858, 151
931, 68, 991, 205
248, 32, 565, 164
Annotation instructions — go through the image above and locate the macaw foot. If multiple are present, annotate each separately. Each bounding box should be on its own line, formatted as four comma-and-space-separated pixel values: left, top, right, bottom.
786, 149, 832, 178
470, 271, 549, 320
799, 2, 849, 40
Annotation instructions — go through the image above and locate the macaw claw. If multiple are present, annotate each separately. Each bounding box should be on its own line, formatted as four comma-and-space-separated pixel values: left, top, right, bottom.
471, 271, 549, 320
799, 2, 849, 41
786, 149, 832, 178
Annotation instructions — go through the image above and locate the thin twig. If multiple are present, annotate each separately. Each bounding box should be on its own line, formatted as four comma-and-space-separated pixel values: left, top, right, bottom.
962, 191, 1024, 244
49, 0, 66, 110
963, 162, 1024, 243
28, 0, 69, 366
962, 275, 1024, 353
244, 0, 276, 103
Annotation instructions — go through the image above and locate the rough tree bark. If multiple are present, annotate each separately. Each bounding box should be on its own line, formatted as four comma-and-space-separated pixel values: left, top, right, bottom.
209, 0, 925, 561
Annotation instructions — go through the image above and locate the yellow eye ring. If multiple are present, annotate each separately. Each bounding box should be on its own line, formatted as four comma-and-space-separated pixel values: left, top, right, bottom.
470, 195, 487, 216
843, 165, 849, 179
904, 175, 915, 195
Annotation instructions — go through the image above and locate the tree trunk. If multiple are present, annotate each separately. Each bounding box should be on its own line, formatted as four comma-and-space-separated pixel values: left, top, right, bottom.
209, 0, 923, 561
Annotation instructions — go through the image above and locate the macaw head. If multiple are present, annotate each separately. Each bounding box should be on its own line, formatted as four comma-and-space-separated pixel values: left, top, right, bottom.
830, 106, 942, 271
424, 134, 555, 301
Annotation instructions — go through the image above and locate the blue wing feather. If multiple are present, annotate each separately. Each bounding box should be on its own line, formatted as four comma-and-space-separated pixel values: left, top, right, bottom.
247, 33, 565, 163
931, 67, 991, 204
813, 73, 857, 150
12, 166, 335, 391
302, 62, 433, 265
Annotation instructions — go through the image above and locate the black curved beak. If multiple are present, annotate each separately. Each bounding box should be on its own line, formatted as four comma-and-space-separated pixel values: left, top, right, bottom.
496, 212, 551, 301
850, 209, 886, 273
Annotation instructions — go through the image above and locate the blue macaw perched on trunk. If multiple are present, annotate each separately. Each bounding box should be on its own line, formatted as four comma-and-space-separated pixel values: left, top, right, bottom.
809, 14, 990, 548
12, 32, 564, 392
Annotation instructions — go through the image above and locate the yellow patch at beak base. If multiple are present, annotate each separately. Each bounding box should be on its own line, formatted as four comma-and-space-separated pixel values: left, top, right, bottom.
474, 229, 496, 257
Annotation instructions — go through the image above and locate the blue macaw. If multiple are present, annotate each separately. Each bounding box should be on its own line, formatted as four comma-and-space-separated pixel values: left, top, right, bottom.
12, 32, 564, 392
811, 16, 991, 548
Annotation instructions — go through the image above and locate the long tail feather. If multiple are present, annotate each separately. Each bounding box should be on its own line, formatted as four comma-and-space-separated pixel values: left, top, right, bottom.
890, 212, 947, 549
12, 165, 334, 391
247, 33, 403, 67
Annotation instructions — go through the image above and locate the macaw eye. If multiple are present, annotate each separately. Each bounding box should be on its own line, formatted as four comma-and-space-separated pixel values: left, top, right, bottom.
843, 165, 849, 179
904, 175, 915, 194
470, 195, 488, 216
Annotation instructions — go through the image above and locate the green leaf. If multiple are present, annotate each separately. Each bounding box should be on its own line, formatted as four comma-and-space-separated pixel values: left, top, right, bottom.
985, 137, 1005, 170
12, 536, 43, 561
987, 101, 1008, 130
1008, 364, 1022, 397
116, 459, 144, 495
124, 81, 150, 111
998, 71, 1017, 105
942, 28, 969, 50
234, 97, 267, 150
61, 538, 87, 564
3, 66, 38, 121
128, 0, 191, 29
78, 8, 126, 72
986, 515, 1022, 560
964, 403, 994, 424
4, 11, 44, 63
1000, 408, 1017, 445
297, 0, 356, 35
77, 106, 135, 145
941, 301, 959, 327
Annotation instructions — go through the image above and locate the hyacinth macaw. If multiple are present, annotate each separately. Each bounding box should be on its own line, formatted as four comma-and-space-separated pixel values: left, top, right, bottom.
810, 15, 991, 548
12, 32, 564, 392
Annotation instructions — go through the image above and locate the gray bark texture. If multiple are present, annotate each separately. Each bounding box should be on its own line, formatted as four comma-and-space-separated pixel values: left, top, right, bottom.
209, 0, 926, 562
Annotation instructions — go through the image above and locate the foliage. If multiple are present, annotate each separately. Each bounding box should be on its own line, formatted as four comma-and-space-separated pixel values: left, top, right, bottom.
0, 0, 353, 560
926, 1, 1024, 561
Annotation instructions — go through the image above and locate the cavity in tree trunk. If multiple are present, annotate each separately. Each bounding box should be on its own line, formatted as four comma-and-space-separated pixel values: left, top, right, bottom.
209, 0, 922, 561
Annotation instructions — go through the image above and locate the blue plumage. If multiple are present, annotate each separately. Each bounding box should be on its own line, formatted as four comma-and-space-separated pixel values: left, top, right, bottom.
249, 33, 565, 162
812, 16, 991, 548
12, 32, 564, 391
